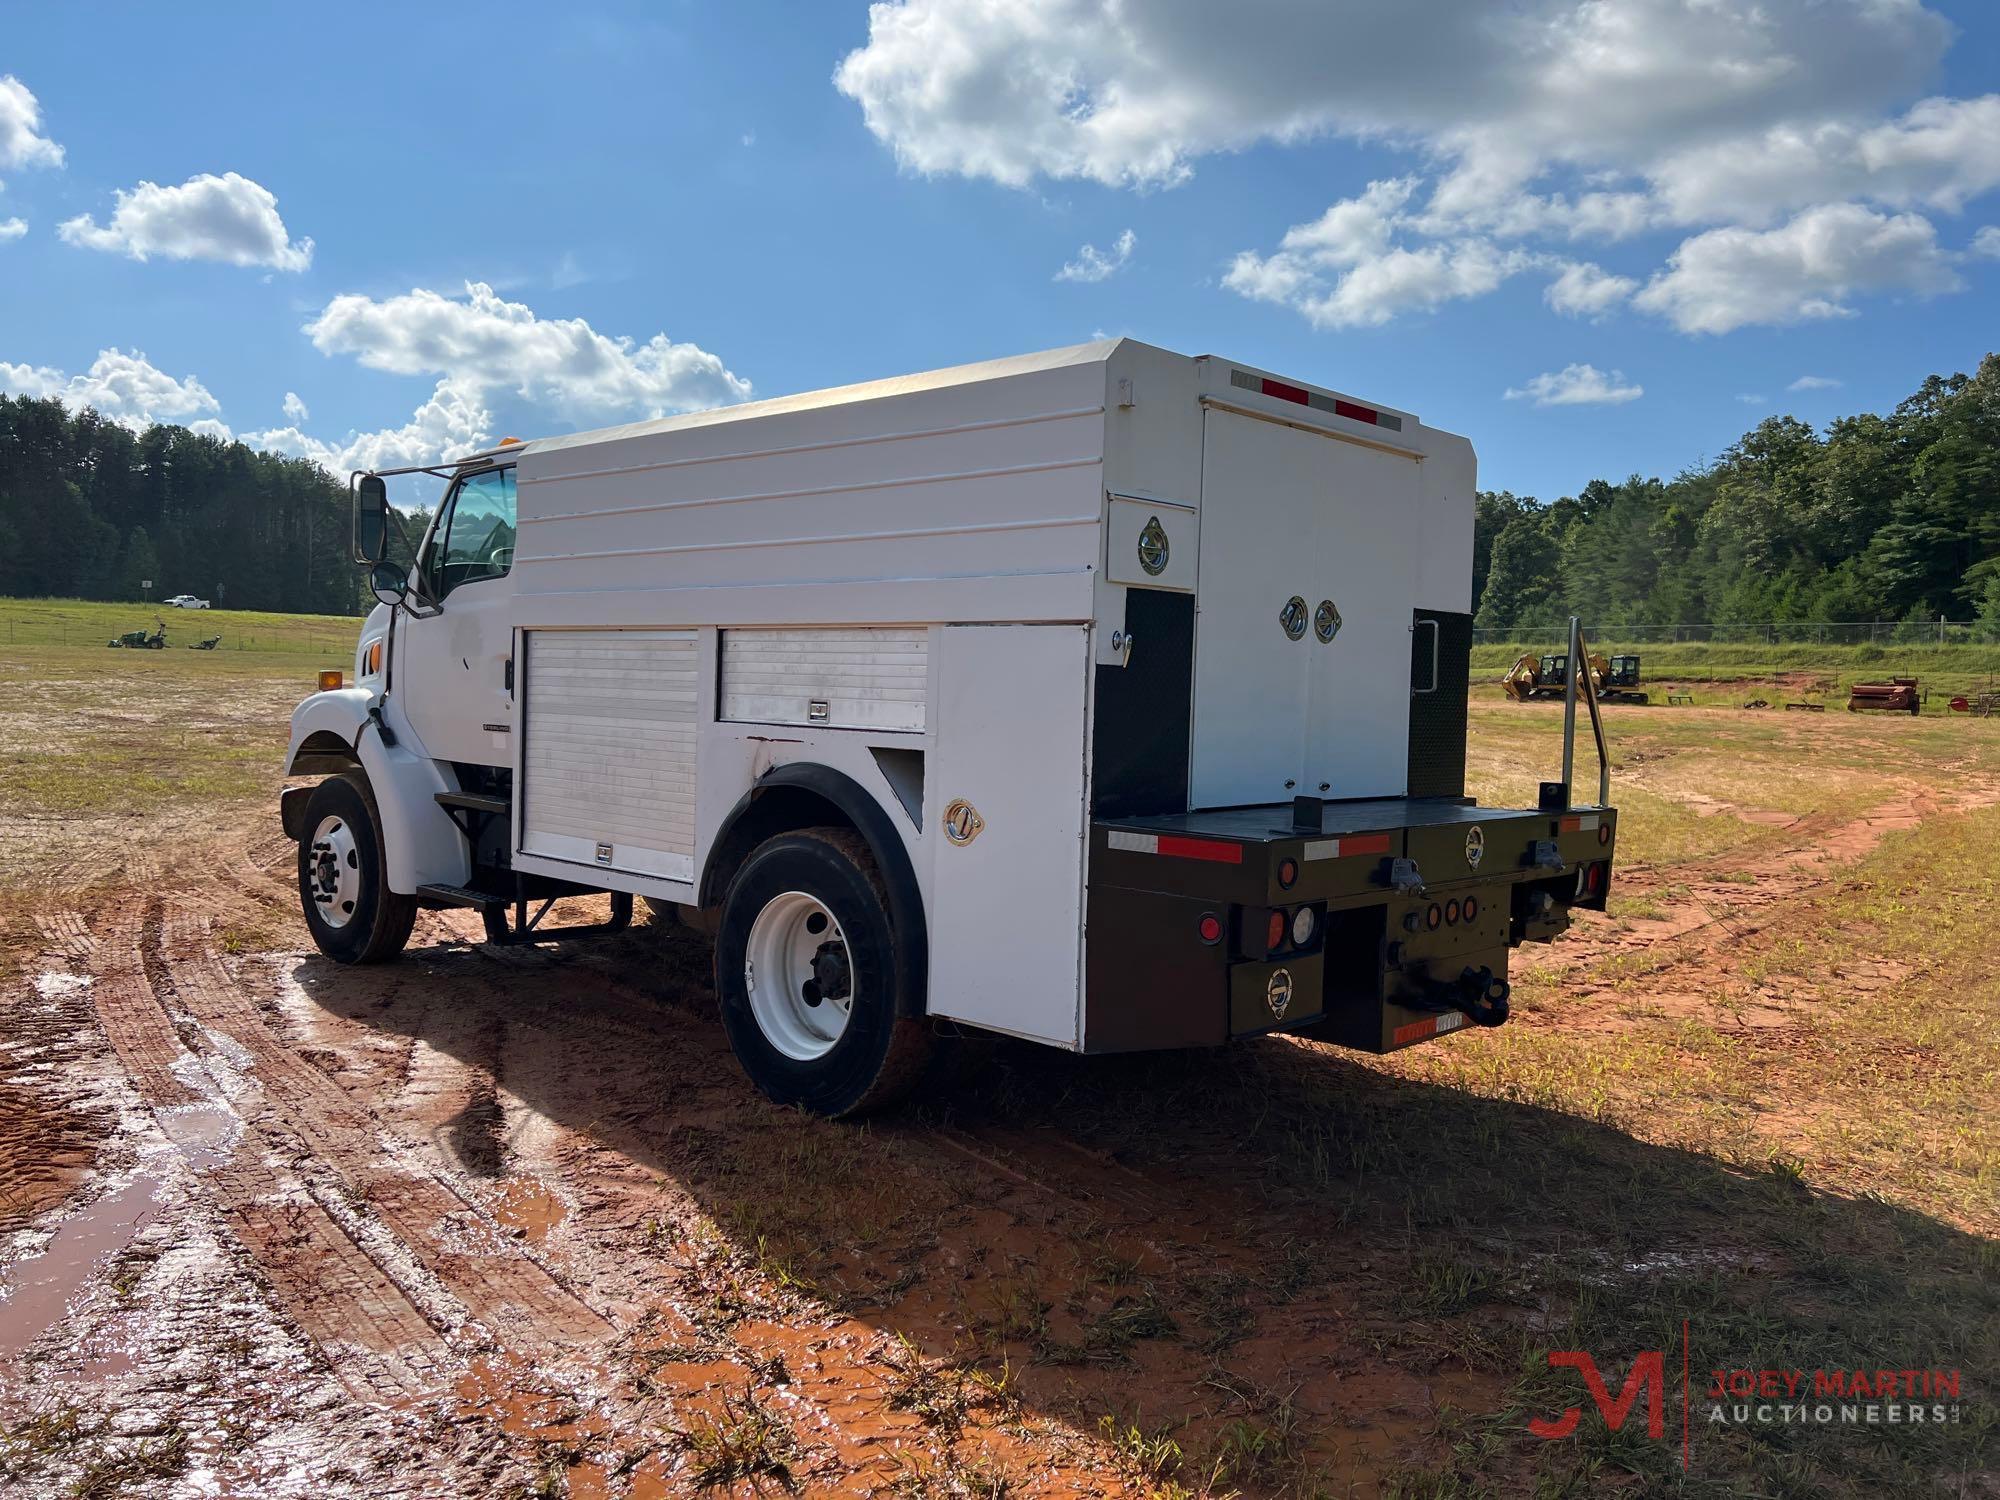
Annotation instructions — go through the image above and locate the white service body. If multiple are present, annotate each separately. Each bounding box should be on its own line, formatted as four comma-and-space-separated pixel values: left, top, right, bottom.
289, 339, 1477, 1051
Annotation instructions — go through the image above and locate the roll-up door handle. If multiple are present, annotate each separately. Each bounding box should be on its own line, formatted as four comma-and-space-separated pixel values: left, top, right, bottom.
1413, 618, 1440, 695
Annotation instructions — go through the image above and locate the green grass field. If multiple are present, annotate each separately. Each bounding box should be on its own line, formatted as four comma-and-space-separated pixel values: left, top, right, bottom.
0, 596, 366, 658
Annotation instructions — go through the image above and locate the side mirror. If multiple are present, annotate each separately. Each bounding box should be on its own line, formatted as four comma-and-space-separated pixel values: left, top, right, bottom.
355, 474, 390, 564
369, 560, 407, 607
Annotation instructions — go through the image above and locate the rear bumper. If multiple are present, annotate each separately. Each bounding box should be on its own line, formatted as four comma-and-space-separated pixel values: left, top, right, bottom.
1081, 798, 1616, 1054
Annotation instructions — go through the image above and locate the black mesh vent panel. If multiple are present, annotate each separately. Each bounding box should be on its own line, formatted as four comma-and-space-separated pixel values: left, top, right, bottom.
1407, 608, 1472, 799
1091, 589, 1194, 818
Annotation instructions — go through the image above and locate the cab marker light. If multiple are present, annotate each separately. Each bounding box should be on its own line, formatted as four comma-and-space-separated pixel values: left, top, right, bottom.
1444, 898, 1461, 926
318, 669, 344, 692
1228, 368, 1405, 432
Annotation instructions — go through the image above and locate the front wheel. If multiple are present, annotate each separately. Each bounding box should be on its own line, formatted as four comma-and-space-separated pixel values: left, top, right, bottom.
715, 828, 930, 1117
296, 773, 417, 964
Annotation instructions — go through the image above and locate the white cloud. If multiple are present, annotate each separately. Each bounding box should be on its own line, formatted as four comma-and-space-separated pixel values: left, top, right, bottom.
1223, 178, 1535, 328
1503, 364, 1644, 407
244, 377, 494, 477
836, 0, 1950, 192
1788, 375, 1842, 391
1736, 393, 1766, 405
0, 348, 221, 429
59, 172, 313, 271
1545, 262, 1637, 319
0, 75, 63, 178
305, 280, 749, 423
1650, 95, 2000, 228
0, 216, 25, 242
839, 1, 1998, 335
188, 418, 233, 441
1055, 227, 1134, 283
1973, 226, 2000, 259
1634, 202, 1961, 335
282, 390, 309, 423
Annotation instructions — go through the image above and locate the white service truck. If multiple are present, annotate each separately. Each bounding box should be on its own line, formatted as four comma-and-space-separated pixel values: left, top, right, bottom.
283, 339, 1618, 1115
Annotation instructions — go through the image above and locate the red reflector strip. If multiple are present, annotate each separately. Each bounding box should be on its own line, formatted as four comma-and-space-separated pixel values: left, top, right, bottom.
1156, 834, 1244, 864
1332, 398, 1380, 425
1105, 829, 1243, 864
1392, 1011, 1466, 1047
1260, 377, 1310, 405
1302, 832, 1393, 861
1557, 813, 1601, 834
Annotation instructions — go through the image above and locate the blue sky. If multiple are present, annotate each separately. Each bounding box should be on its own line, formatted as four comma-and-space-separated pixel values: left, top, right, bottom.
3, 1, 1998, 502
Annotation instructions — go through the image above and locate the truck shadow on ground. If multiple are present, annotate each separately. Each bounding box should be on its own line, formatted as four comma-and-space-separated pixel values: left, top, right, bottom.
291, 923, 1997, 1495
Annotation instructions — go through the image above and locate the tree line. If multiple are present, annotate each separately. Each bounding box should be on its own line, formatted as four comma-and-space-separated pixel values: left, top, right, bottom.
0, 394, 365, 615
5, 353, 1996, 627
1474, 353, 2000, 636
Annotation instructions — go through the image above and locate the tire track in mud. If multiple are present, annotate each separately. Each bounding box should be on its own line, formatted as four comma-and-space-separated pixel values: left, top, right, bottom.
152, 904, 614, 1356
76, 902, 448, 1401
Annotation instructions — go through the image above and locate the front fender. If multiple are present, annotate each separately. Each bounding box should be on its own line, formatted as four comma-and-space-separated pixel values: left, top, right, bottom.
282, 689, 467, 895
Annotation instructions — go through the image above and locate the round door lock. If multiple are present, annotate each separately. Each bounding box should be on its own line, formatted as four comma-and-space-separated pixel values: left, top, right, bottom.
1314, 599, 1341, 643
1137, 515, 1170, 577
1279, 595, 1308, 640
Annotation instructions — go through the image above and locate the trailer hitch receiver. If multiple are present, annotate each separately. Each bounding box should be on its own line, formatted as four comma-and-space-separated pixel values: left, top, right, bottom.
1458, 965, 1511, 1027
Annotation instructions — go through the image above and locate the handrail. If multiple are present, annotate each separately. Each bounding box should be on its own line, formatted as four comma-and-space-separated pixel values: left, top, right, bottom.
1561, 615, 1612, 809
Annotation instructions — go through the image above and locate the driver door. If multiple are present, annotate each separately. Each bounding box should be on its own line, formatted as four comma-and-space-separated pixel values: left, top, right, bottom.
395, 466, 517, 767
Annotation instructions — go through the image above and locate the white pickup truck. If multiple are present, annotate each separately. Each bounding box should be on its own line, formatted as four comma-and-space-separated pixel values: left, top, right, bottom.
282, 339, 1617, 1115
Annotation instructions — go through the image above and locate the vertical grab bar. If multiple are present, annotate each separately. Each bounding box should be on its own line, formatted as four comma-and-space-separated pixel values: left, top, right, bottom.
1560, 615, 1612, 809
1412, 618, 1440, 695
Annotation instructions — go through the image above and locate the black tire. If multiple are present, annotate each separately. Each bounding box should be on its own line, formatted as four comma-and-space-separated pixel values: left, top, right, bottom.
296, 772, 417, 964
715, 827, 931, 1117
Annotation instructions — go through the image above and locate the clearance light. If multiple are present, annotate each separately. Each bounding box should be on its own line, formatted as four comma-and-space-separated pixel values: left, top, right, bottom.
1463, 895, 1479, 923
1290, 906, 1316, 947
1426, 903, 1443, 931
1278, 857, 1299, 890
1598, 823, 1612, 846
318, 669, 344, 692
1445, 898, 1461, 926
1197, 913, 1223, 946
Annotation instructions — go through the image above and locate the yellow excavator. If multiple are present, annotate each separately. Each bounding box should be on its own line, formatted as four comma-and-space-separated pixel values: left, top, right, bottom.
1502, 652, 1648, 704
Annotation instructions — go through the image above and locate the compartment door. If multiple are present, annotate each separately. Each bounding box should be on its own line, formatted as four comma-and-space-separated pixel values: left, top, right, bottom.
1191, 408, 1420, 806
926, 624, 1089, 1048
1189, 409, 1317, 806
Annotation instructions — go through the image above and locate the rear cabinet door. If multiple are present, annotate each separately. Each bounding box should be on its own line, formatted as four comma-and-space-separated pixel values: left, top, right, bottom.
1192, 409, 1420, 806
1189, 411, 1315, 806
1302, 442, 1420, 798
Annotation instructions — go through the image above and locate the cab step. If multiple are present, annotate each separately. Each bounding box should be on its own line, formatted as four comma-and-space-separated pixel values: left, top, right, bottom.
415, 883, 503, 911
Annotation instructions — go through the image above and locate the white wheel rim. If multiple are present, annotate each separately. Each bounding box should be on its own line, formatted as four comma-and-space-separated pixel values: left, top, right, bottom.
743, 891, 854, 1061
307, 814, 362, 930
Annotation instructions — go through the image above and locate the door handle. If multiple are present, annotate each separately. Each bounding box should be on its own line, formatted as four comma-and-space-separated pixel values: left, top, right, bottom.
1413, 618, 1440, 695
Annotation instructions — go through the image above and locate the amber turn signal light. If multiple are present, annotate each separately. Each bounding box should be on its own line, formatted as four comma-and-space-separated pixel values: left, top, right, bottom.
318, 669, 344, 692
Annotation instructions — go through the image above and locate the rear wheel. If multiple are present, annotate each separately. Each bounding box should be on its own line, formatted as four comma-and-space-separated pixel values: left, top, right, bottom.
297, 773, 417, 964
716, 828, 930, 1117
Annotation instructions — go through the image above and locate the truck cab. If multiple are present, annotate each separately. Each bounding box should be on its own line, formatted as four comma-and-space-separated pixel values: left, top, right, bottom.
283, 339, 1617, 1115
